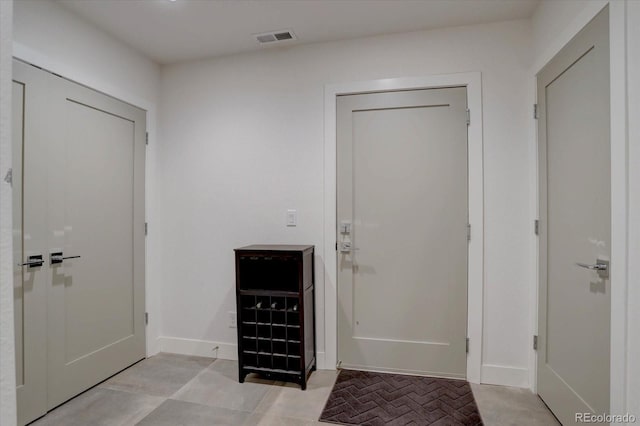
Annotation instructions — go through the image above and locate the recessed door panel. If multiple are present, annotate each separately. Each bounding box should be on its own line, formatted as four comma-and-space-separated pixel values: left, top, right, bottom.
13, 80, 25, 389
61, 101, 135, 362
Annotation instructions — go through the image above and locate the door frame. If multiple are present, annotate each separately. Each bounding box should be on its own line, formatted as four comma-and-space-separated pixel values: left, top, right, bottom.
323, 72, 484, 383
529, 0, 629, 414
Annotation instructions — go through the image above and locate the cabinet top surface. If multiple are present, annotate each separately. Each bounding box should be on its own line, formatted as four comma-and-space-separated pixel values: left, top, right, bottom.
235, 244, 314, 252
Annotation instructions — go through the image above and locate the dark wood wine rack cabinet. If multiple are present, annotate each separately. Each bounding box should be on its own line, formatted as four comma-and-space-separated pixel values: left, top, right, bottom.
234, 245, 316, 390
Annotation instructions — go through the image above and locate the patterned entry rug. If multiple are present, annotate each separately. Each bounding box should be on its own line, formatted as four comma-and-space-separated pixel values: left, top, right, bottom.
319, 369, 483, 426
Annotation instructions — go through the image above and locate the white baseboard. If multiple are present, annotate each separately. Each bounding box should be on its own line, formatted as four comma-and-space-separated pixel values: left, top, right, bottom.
158, 337, 522, 386
316, 351, 328, 370
158, 337, 523, 387
157, 336, 327, 370
157, 336, 238, 360
481, 364, 530, 388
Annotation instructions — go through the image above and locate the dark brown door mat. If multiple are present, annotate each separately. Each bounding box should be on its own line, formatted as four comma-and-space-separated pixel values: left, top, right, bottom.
319, 369, 483, 426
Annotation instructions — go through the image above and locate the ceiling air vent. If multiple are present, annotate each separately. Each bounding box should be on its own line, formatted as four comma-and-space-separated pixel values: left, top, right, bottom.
255, 30, 297, 45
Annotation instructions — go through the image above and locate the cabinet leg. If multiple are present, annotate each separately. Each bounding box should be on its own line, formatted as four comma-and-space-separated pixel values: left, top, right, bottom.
239, 371, 245, 383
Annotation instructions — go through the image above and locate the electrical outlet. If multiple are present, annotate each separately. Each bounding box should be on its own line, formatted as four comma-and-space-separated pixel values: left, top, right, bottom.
229, 312, 237, 328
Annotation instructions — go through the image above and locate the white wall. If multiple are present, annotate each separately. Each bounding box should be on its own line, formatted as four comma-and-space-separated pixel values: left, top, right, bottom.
158, 19, 534, 386
532, 0, 602, 62
531, 0, 608, 70
12, 0, 163, 355
0, 0, 17, 424
13, 0, 158, 107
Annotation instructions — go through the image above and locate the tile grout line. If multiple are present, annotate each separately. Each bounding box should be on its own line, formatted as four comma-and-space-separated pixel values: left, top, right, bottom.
165, 358, 217, 400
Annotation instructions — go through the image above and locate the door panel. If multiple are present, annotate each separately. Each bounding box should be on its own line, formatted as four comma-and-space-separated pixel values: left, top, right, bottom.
61, 101, 135, 362
13, 60, 146, 422
337, 88, 468, 378
537, 7, 610, 425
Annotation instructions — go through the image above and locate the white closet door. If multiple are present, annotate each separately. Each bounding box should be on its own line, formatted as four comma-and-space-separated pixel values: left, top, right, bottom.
46, 71, 147, 410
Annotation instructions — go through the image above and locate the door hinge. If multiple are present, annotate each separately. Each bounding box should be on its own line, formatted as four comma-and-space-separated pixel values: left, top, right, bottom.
145, 222, 148, 236
3, 168, 12, 186
466, 108, 470, 126
534, 104, 539, 119
467, 224, 471, 241
534, 219, 540, 236
145, 312, 149, 325
533, 335, 538, 350
466, 337, 470, 353
335, 241, 338, 251
146, 132, 149, 145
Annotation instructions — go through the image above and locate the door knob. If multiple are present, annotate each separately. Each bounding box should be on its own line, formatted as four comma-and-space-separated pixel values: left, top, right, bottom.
19, 254, 44, 268
50, 252, 81, 265
575, 258, 609, 279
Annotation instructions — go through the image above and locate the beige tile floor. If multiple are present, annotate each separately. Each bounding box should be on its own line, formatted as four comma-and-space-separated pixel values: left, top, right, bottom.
31, 353, 559, 425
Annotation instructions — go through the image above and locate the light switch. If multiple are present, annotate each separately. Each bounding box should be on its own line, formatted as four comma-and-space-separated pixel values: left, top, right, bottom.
286, 209, 297, 226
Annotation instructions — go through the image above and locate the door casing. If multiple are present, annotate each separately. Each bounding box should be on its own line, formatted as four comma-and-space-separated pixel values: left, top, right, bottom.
323, 73, 484, 383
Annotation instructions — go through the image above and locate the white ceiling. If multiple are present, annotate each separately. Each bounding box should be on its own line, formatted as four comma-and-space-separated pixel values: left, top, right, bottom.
56, 0, 540, 65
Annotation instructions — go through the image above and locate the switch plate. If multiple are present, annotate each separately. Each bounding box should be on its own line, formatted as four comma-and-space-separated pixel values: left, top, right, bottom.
286, 209, 297, 226
229, 312, 237, 328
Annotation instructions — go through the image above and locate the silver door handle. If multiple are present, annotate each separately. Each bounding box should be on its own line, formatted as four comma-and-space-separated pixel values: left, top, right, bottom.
575, 262, 607, 271
19, 255, 44, 268
50, 252, 81, 265
575, 259, 609, 279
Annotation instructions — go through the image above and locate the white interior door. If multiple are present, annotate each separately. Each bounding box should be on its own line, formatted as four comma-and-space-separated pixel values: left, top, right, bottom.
337, 88, 469, 378
45, 73, 147, 409
537, 7, 610, 426
12, 60, 147, 423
